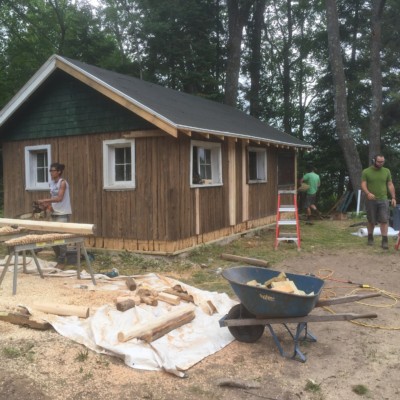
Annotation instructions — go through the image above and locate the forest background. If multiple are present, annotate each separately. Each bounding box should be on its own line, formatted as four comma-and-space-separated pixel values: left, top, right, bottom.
0, 0, 399, 212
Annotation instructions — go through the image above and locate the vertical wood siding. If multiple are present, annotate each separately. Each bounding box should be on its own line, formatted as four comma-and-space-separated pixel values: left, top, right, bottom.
2, 135, 295, 251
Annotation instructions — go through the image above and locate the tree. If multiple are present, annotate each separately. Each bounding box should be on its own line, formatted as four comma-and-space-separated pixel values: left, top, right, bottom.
325, 0, 363, 190
224, 0, 255, 106
368, 0, 385, 160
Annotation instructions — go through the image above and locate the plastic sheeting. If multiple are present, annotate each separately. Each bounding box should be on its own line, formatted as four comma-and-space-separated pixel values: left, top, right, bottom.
38, 273, 237, 377
352, 226, 399, 237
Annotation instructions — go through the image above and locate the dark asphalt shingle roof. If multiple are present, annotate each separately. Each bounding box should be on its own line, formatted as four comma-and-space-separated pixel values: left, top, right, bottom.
0, 55, 310, 148
63, 57, 309, 148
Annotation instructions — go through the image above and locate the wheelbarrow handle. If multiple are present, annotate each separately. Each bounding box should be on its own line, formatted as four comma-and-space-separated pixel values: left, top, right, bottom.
316, 292, 381, 307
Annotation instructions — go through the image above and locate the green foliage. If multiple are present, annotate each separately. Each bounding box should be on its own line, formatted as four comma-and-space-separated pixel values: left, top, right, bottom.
75, 348, 89, 362
2, 342, 35, 362
305, 379, 321, 393
352, 384, 369, 396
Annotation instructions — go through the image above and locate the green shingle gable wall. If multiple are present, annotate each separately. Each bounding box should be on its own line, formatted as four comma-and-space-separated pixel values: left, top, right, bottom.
1, 70, 153, 141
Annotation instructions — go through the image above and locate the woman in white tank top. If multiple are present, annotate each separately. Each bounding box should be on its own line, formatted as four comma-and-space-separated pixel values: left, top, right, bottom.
37, 163, 72, 266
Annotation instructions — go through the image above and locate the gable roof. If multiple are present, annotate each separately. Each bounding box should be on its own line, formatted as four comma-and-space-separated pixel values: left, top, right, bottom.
0, 54, 310, 149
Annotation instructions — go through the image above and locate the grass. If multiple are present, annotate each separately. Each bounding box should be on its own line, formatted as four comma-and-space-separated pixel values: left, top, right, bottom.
75, 348, 89, 362
305, 379, 321, 393
2, 342, 35, 361
53, 216, 398, 294
352, 384, 369, 395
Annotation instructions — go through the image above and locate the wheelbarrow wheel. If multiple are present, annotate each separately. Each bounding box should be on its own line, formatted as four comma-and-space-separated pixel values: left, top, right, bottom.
226, 304, 264, 343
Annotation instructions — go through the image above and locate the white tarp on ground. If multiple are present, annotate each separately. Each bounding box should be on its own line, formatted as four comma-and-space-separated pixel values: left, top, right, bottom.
352, 226, 399, 237
36, 273, 237, 377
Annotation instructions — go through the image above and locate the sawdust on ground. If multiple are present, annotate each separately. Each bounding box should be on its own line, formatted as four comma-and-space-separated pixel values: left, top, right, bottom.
0, 248, 400, 400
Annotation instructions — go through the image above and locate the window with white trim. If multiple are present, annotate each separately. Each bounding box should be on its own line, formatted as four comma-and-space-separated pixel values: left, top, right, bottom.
190, 140, 222, 186
103, 139, 135, 190
248, 147, 267, 182
25, 144, 51, 190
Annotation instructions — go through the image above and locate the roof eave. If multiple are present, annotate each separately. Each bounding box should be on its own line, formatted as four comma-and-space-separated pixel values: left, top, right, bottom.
177, 125, 311, 150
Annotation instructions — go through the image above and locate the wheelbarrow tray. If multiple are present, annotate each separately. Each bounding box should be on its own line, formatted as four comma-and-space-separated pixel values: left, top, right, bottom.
222, 266, 324, 318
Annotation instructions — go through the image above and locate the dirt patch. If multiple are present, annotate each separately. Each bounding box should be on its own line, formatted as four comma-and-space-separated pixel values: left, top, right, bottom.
0, 249, 399, 400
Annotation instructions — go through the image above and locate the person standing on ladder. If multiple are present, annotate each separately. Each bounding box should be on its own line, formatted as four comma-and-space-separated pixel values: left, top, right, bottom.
301, 164, 321, 222
361, 154, 396, 249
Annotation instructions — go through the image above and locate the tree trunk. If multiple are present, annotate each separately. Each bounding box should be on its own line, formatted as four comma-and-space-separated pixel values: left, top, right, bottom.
369, 0, 386, 160
225, 0, 255, 107
325, 0, 363, 190
248, 0, 267, 118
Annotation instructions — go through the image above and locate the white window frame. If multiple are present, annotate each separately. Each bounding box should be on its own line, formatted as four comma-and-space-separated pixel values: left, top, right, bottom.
24, 144, 51, 190
103, 139, 135, 190
190, 140, 222, 187
248, 146, 267, 183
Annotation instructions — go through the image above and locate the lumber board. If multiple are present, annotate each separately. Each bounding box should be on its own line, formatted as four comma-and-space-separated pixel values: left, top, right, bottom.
117, 303, 196, 342
0, 218, 95, 235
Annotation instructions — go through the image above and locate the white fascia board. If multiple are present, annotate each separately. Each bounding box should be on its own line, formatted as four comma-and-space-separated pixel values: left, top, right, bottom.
176, 124, 312, 149
0, 55, 58, 126
58, 56, 178, 130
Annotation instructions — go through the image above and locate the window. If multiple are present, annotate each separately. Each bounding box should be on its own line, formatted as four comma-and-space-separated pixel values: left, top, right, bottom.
103, 139, 135, 189
190, 140, 222, 186
248, 147, 267, 182
25, 145, 51, 190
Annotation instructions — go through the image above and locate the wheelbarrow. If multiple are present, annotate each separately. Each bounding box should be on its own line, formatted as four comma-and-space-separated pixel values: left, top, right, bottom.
219, 266, 379, 362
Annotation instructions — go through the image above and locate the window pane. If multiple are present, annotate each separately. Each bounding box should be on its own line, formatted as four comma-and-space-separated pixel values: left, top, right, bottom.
115, 147, 131, 181
37, 152, 48, 183
199, 148, 212, 179
249, 151, 257, 180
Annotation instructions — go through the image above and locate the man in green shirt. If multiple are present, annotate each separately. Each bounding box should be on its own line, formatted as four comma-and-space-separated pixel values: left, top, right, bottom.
302, 165, 321, 222
361, 154, 397, 249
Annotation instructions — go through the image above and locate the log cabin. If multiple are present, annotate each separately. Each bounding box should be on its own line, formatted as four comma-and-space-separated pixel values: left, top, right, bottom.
0, 55, 310, 254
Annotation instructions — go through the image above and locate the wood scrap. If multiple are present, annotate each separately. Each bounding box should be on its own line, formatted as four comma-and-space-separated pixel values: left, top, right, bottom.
0, 310, 51, 330
140, 296, 158, 306
216, 378, 261, 389
221, 253, 270, 267
157, 291, 180, 305
117, 303, 196, 343
116, 298, 136, 312
164, 286, 194, 302
125, 277, 137, 291
32, 302, 90, 318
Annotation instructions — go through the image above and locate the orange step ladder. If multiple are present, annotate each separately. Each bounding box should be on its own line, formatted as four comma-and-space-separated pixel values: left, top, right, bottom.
274, 190, 301, 250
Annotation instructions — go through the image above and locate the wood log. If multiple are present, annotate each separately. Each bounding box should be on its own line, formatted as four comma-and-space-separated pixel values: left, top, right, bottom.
0, 218, 95, 235
117, 304, 196, 343
140, 296, 158, 306
220, 253, 270, 267
32, 302, 90, 318
125, 277, 137, 291
163, 288, 193, 303
0, 311, 51, 330
157, 292, 180, 305
116, 298, 136, 312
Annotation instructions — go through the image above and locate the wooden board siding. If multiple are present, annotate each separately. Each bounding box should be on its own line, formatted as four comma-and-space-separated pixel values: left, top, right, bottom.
2, 134, 286, 253
247, 149, 278, 220
1, 71, 153, 141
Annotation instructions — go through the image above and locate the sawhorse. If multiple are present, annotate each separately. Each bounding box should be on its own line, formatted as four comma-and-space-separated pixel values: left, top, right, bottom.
0, 235, 96, 295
